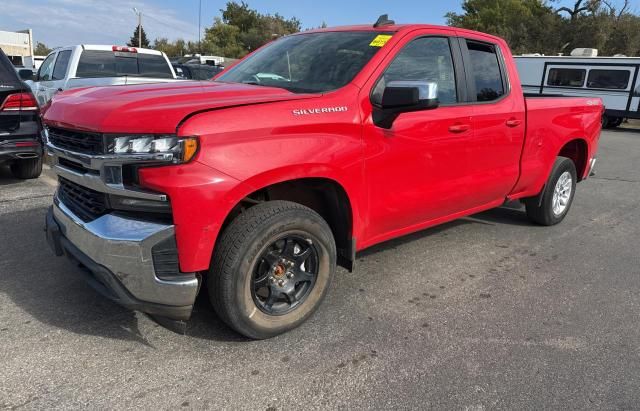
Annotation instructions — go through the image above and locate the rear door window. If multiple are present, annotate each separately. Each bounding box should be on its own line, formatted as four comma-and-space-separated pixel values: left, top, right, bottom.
587, 69, 630, 89
52, 50, 72, 80
547, 68, 586, 87
465, 40, 505, 102
76, 51, 171, 78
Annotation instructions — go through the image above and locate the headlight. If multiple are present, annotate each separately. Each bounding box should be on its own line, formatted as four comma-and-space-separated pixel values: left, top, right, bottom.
108, 135, 199, 163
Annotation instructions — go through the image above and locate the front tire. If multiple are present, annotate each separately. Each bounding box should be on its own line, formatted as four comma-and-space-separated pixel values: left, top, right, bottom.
525, 156, 577, 226
10, 156, 43, 179
209, 201, 336, 339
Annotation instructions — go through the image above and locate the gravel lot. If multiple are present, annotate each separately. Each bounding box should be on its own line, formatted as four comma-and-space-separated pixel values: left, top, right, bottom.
1, 128, 639, 410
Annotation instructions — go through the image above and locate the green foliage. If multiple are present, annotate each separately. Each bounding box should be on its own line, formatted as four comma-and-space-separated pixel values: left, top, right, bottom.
204, 2, 301, 58
33, 42, 51, 56
447, 0, 640, 56
151, 1, 302, 59
127, 24, 151, 48
153, 38, 201, 57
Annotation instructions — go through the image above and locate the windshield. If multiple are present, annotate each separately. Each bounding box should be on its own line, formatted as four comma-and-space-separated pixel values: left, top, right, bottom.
216, 31, 390, 93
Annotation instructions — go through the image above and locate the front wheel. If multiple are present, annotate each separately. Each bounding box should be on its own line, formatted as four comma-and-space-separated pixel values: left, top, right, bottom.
208, 201, 336, 339
525, 156, 577, 226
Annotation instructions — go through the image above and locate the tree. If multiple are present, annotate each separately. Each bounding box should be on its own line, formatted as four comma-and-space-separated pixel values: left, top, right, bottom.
127, 24, 150, 48
446, 0, 563, 55
202, 1, 301, 58
33, 42, 51, 56
447, 0, 640, 56
152, 2, 301, 59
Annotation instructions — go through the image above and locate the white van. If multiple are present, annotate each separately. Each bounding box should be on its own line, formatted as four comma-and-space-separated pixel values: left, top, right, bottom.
516, 56, 640, 128
29, 45, 177, 106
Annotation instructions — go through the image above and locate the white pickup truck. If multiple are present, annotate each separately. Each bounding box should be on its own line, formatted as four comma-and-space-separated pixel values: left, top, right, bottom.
28, 45, 177, 106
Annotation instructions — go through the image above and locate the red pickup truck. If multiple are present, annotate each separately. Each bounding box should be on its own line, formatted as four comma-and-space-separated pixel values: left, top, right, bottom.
43, 19, 602, 339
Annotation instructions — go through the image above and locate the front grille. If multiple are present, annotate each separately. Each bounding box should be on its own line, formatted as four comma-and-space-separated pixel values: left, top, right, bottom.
48, 127, 104, 155
57, 177, 108, 222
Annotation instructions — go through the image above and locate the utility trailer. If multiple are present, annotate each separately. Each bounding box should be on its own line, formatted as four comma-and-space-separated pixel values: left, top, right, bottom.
516, 56, 640, 128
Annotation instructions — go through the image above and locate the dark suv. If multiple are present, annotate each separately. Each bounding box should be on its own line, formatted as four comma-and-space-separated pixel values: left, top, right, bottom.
0, 49, 42, 179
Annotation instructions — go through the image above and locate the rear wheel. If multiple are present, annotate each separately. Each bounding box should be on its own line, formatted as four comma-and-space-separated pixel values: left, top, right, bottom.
10, 156, 42, 179
525, 156, 577, 226
209, 201, 336, 339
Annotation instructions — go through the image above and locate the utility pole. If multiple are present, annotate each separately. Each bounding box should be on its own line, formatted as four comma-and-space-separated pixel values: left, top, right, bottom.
198, 0, 202, 54
132, 7, 142, 48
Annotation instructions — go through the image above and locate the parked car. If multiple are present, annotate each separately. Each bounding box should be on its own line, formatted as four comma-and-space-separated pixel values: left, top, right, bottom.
516, 55, 640, 128
0, 49, 42, 179
173, 63, 223, 80
28, 45, 177, 106
43, 19, 602, 339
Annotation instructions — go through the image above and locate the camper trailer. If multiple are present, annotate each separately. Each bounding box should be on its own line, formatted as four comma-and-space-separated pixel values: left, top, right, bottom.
516, 55, 640, 128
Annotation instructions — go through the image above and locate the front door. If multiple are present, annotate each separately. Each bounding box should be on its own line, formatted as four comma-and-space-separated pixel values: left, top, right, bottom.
362, 33, 477, 241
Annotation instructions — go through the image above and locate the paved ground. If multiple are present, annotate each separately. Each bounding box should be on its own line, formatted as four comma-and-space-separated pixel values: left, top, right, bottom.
1, 128, 639, 410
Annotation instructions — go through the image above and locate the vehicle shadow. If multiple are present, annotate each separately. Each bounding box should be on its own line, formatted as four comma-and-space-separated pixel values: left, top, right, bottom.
357, 204, 532, 258
471, 204, 534, 227
0, 165, 24, 186
1, 203, 534, 344
0, 205, 242, 344
609, 124, 640, 134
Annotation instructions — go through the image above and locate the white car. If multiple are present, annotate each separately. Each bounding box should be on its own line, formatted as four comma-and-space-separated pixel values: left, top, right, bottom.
28, 45, 178, 106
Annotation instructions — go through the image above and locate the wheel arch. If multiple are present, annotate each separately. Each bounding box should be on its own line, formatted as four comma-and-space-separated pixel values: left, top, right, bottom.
557, 138, 589, 181
218, 172, 358, 271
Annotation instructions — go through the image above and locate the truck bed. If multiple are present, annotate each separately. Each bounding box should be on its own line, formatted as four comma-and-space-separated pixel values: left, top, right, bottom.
509, 95, 602, 199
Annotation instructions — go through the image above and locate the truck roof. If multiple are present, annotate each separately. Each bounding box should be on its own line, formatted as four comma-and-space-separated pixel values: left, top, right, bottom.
53, 45, 164, 55
299, 24, 505, 44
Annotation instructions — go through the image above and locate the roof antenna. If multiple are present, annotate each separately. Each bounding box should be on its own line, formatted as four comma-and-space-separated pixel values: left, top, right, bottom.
374, 14, 395, 28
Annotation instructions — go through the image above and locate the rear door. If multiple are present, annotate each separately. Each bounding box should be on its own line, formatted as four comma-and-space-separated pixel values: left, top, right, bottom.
0, 49, 25, 134
458, 35, 526, 204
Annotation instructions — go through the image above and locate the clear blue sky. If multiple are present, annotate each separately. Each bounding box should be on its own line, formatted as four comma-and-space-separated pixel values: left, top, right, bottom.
1, 0, 639, 48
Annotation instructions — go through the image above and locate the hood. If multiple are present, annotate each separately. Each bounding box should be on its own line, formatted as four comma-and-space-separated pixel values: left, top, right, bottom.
43, 81, 315, 134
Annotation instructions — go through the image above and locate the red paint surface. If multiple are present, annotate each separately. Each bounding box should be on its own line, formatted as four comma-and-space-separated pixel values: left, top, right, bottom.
44, 25, 603, 272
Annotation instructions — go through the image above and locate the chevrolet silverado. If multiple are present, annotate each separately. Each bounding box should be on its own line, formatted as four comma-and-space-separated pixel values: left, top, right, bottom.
43, 18, 602, 339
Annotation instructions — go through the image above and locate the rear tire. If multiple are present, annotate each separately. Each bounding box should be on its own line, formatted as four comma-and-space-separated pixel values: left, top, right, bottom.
10, 156, 43, 179
525, 156, 577, 226
602, 116, 623, 129
208, 200, 336, 339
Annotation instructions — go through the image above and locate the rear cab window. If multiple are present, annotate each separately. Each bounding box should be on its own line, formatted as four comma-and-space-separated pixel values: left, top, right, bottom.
76, 50, 173, 78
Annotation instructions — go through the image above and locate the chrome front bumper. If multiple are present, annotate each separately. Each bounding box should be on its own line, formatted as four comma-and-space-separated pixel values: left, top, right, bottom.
44, 132, 199, 321
47, 197, 199, 320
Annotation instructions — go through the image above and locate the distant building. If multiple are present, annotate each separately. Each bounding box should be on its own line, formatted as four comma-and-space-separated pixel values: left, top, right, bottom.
0, 29, 34, 66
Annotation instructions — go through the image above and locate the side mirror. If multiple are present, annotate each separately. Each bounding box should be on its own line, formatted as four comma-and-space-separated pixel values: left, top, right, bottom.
18, 69, 34, 81
373, 81, 439, 129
